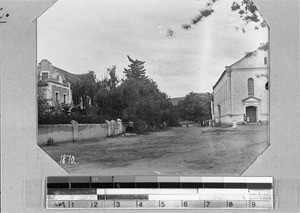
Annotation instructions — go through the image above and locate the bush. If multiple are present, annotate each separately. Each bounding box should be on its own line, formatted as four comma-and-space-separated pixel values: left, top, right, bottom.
46, 137, 55, 146
38, 112, 105, 124
126, 125, 134, 133
131, 120, 148, 133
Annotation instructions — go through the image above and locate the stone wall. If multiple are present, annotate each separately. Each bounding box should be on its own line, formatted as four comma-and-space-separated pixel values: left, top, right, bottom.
106, 119, 130, 137
38, 124, 74, 144
38, 120, 130, 145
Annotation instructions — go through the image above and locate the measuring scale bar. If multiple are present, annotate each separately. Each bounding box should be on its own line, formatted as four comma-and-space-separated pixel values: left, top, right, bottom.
47, 199, 273, 209
46, 176, 273, 209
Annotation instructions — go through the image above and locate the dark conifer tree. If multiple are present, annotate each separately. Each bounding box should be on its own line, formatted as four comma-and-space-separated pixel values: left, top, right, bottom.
123, 55, 147, 80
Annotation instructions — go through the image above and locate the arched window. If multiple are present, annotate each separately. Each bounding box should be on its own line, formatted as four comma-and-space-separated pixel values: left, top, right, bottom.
248, 78, 254, 95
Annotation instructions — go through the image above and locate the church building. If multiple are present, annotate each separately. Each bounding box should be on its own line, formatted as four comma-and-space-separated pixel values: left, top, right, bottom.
212, 45, 269, 126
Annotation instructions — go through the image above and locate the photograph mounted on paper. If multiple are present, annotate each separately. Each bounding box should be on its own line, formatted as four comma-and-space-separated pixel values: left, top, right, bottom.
36, 0, 269, 175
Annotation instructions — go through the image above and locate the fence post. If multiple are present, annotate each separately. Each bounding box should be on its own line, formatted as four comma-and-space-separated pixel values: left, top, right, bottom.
111, 120, 116, 136
106, 120, 111, 137
71, 120, 78, 141
117, 118, 122, 135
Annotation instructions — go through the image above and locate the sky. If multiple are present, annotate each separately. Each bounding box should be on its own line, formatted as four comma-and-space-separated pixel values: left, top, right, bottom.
38, 0, 268, 98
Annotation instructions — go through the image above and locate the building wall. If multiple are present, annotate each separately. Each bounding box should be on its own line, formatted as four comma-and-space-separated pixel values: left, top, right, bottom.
213, 71, 231, 124
37, 59, 73, 106
213, 49, 269, 125
50, 82, 71, 105
231, 68, 269, 119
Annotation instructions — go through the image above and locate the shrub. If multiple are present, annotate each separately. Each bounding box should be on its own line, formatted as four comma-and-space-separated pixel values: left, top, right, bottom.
38, 112, 105, 124
46, 137, 55, 146
126, 125, 134, 133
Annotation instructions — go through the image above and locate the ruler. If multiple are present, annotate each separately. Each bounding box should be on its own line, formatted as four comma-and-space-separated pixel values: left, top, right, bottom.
46, 176, 273, 209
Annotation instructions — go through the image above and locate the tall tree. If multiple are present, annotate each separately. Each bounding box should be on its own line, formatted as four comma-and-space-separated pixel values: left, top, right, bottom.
119, 78, 179, 129
176, 92, 213, 122
105, 65, 119, 91
123, 55, 147, 80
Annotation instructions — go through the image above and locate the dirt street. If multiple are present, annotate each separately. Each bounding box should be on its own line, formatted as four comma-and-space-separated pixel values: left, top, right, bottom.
41, 124, 269, 176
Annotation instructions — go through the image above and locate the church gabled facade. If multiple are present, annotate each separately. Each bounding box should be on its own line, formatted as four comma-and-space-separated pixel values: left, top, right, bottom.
212, 46, 269, 126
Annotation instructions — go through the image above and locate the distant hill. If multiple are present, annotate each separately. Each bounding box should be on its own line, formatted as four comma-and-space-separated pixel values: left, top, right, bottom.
170, 97, 185, 105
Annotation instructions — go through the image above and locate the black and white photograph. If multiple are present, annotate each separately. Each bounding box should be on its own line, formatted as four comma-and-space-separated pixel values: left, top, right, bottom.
2, 0, 300, 212
37, 0, 269, 175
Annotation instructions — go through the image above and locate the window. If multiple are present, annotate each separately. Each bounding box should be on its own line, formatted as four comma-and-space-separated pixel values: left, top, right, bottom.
55, 92, 59, 103
63, 93, 66, 104
41, 71, 49, 81
58, 75, 63, 83
248, 78, 254, 95
264, 57, 267, 65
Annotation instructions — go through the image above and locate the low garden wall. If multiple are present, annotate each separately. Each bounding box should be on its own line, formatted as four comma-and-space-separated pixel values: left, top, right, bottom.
77, 123, 107, 141
38, 124, 74, 144
38, 119, 130, 145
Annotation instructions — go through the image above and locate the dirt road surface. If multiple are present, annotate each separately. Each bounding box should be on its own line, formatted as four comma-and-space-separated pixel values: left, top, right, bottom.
41, 124, 269, 176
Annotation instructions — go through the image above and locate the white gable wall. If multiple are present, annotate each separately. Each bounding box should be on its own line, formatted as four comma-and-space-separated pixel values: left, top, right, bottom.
213, 48, 269, 125
231, 48, 268, 69
231, 68, 269, 121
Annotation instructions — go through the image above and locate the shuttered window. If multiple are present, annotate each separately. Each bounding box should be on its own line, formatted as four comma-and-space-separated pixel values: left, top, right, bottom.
248, 78, 254, 95
55, 92, 59, 103
63, 94, 66, 104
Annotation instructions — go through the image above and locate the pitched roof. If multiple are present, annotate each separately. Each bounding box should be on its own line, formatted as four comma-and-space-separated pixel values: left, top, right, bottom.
38, 59, 95, 85
212, 43, 269, 90
242, 96, 261, 102
230, 43, 269, 68
212, 69, 227, 90
52, 66, 83, 84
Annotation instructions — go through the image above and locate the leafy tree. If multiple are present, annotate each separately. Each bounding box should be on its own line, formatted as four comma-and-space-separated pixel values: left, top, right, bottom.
119, 56, 180, 130
123, 55, 148, 80
93, 89, 123, 119
176, 92, 213, 123
106, 65, 119, 91
119, 78, 179, 130
93, 65, 122, 119
182, 0, 266, 33
43, 56, 181, 130
37, 87, 52, 124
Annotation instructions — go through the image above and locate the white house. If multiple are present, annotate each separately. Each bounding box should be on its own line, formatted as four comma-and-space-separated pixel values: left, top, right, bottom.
37, 59, 73, 106
212, 45, 269, 126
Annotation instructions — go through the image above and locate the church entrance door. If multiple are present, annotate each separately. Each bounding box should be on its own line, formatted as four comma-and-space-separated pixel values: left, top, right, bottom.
246, 106, 257, 123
